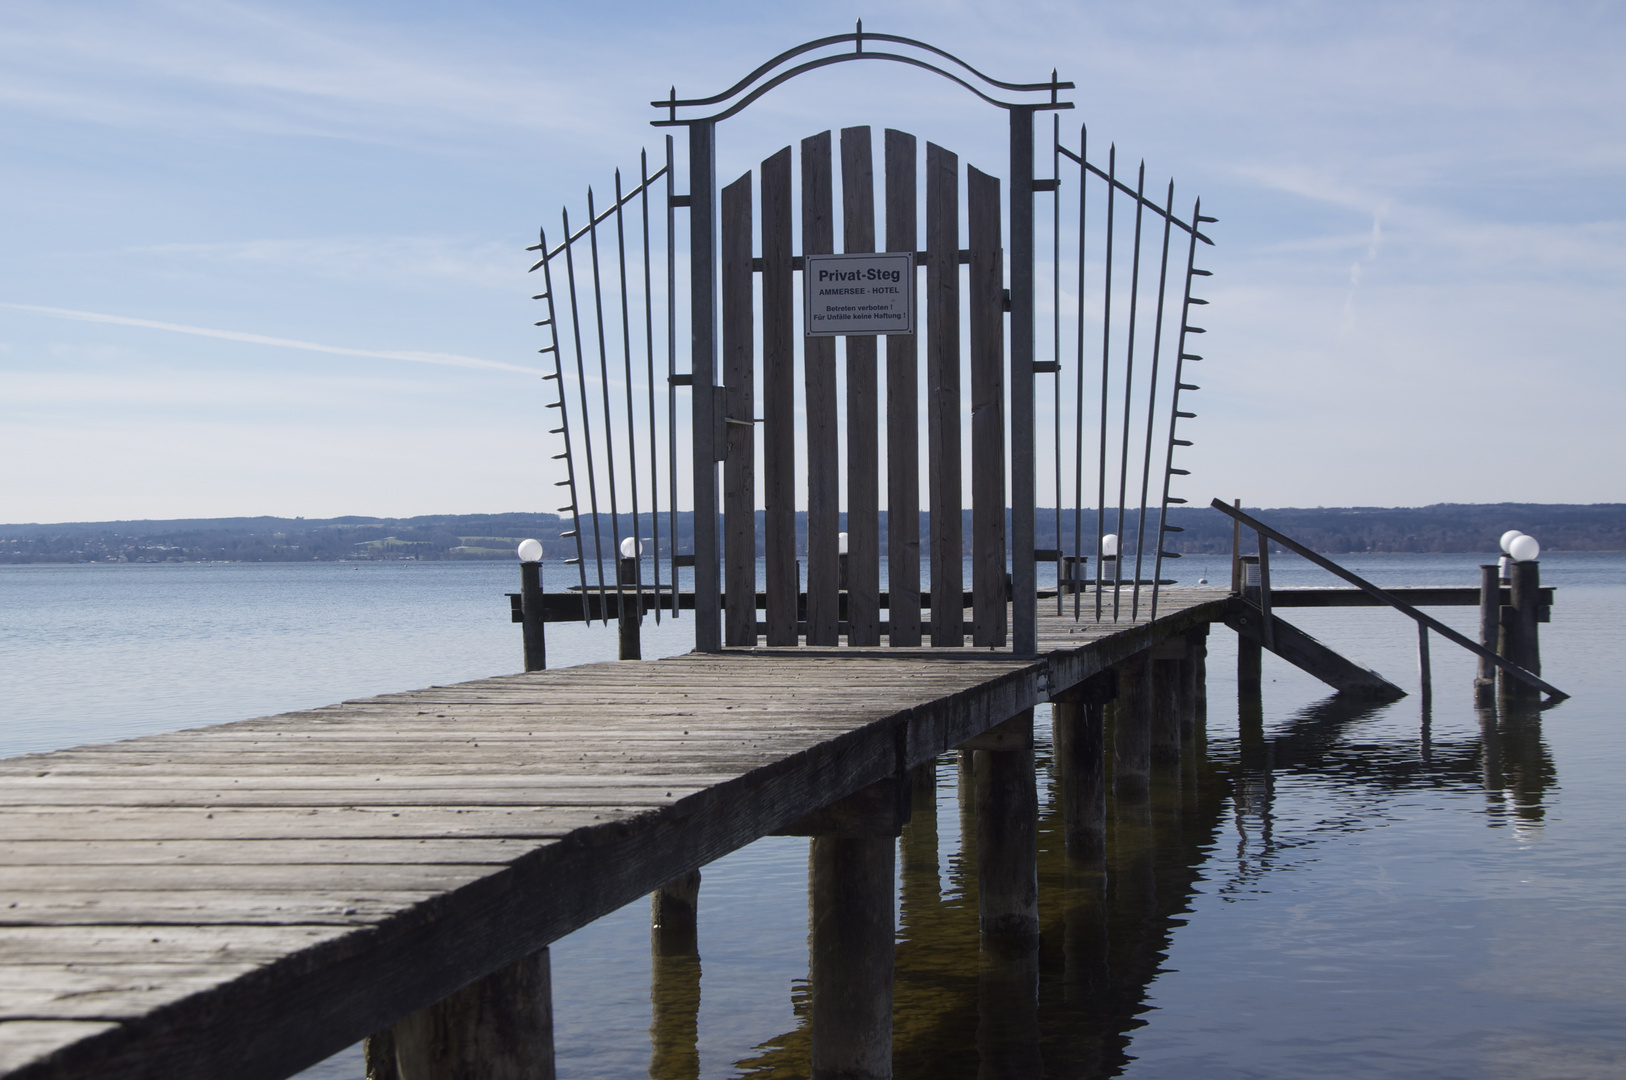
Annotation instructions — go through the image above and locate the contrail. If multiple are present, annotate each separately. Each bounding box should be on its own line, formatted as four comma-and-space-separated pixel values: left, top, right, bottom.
1, 303, 540, 375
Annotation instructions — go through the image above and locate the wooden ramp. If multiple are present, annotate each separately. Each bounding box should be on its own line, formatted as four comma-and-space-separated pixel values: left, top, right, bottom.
0, 589, 1228, 1080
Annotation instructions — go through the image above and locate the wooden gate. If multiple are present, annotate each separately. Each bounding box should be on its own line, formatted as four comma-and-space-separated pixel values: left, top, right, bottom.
717, 126, 1008, 650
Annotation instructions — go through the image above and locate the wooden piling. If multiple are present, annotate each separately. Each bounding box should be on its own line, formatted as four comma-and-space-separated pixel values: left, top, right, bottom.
972, 711, 1039, 950
1149, 639, 1185, 768
1475, 564, 1499, 706
1113, 655, 1153, 802
650, 869, 702, 1079
519, 561, 546, 672
809, 834, 897, 1077
617, 555, 642, 660
390, 950, 555, 1080
1500, 560, 1542, 701
1053, 673, 1112, 861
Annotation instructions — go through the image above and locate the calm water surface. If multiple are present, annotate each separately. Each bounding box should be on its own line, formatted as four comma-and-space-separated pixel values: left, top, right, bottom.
3, 554, 1623, 1078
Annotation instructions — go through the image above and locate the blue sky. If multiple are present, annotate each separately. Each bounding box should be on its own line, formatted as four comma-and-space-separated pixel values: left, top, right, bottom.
2, 0, 1622, 522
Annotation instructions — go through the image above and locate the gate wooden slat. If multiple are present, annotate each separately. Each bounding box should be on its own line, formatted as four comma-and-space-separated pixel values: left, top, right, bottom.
721, 171, 756, 646
841, 126, 880, 647
925, 142, 963, 647
760, 147, 797, 646
968, 165, 1007, 648
802, 131, 839, 646
884, 129, 921, 647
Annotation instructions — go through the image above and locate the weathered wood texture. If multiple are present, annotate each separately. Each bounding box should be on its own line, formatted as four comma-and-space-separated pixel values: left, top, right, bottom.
802, 131, 839, 647
760, 147, 797, 647
841, 126, 881, 648
1224, 598, 1403, 698
925, 142, 963, 647
973, 712, 1037, 948
884, 129, 921, 648
809, 835, 894, 1080
721, 170, 757, 648
390, 949, 553, 1080
967, 165, 1007, 649
0, 589, 1227, 1080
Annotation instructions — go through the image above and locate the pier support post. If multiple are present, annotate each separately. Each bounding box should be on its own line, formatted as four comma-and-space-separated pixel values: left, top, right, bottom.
650, 869, 702, 1079
966, 710, 1039, 949
520, 561, 546, 673
780, 778, 906, 1080
618, 555, 642, 661
1149, 638, 1186, 768
1475, 564, 1499, 706
1500, 560, 1542, 701
389, 950, 555, 1080
1053, 672, 1114, 861
1113, 655, 1153, 803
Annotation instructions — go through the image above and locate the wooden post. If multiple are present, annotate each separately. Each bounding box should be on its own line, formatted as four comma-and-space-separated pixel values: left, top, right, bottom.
617, 555, 641, 661
1417, 621, 1432, 708
803, 131, 840, 646
519, 561, 545, 673
841, 125, 881, 647
390, 951, 555, 1080
1237, 555, 1263, 698
884, 129, 922, 647
688, 120, 721, 654
1149, 639, 1185, 768
806, 786, 900, 1080
1230, 497, 1242, 593
971, 711, 1039, 950
1475, 564, 1499, 707
1053, 672, 1113, 861
1501, 559, 1542, 701
925, 142, 963, 647
721, 169, 757, 648
761, 146, 798, 646
1114, 655, 1152, 802
649, 870, 701, 1079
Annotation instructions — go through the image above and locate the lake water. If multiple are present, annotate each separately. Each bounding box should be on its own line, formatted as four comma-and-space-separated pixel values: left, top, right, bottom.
3, 553, 1623, 1078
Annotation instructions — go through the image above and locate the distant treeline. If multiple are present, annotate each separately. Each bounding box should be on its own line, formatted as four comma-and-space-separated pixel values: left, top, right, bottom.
3, 503, 1622, 564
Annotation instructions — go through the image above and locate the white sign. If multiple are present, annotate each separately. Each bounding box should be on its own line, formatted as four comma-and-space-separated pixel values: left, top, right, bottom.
803, 251, 916, 337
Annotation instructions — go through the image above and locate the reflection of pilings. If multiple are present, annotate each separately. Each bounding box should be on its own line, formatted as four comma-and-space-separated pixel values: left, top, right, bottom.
650, 869, 701, 1080
1481, 699, 1555, 827
1235, 692, 1272, 849
976, 947, 1041, 1079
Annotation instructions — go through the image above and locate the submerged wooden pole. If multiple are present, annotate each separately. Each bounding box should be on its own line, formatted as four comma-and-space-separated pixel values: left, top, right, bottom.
389, 951, 555, 1080
968, 711, 1039, 950
804, 780, 902, 1080
1113, 655, 1153, 803
1053, 672, 1114, 861
1475, 564, 1499, 707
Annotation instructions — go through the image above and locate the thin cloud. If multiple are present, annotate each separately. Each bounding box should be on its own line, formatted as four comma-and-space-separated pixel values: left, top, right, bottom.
1, 303, 539, 375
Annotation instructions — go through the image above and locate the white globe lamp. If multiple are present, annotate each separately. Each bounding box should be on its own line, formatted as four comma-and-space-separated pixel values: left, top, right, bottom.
1499, 530, 1524, 554
516, 538, 543, 563
1508, 534, 1540, 563
1102, 533, 1119, 558
837, 532, 849, 555
620, 537, 643, 559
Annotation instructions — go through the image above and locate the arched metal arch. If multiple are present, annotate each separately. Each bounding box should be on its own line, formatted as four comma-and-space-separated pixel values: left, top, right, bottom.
651, 22, 1074, 125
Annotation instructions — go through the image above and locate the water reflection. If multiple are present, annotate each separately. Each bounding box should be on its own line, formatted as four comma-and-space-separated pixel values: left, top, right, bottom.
669, 692, 1554, 1078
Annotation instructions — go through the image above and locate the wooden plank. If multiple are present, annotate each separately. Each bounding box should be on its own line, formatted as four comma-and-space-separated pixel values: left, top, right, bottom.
884, 129, 922, 648
925, 141, 963, 647
0, 806, 641, 843
721, 170, 757, 647
1260, 586, 1555, 609
0, 840, 534, 867
761, 145, 798, 646
0, 1022, 120, 1076
967, 164, 1006, 648
802, 130, 840, 646
1224, 601, 1405, 699
842, 125, 881, 647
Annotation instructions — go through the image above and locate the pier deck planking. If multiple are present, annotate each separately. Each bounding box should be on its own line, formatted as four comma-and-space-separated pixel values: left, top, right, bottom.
0, 590, 1229, 1079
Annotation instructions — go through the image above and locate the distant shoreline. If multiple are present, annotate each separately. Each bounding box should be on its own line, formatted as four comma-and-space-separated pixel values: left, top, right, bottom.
4, 504, 1623, 564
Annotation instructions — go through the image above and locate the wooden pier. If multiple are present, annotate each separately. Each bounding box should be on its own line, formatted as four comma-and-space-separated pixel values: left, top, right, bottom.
1, 592, 1236, 1080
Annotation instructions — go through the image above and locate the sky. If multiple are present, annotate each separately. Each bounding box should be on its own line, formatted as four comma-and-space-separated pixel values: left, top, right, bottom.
2, 0, 1622, 523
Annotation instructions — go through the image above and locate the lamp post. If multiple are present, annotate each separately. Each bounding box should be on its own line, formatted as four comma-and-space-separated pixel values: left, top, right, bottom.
517, 539, 546, 672
1500, 532, 1542, 700
619, 537, 644, 660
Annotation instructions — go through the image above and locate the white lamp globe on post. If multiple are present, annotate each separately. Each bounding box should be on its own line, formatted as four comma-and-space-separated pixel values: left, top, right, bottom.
1499, 530, 1524, 554
620, 537, 643, 560
517, 538, 543, 563
1101, 533, 1119, 558
1509, 534, 1540, 563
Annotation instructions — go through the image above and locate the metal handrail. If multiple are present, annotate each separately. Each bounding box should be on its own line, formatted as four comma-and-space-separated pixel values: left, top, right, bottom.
1210, 500, 1567, 704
